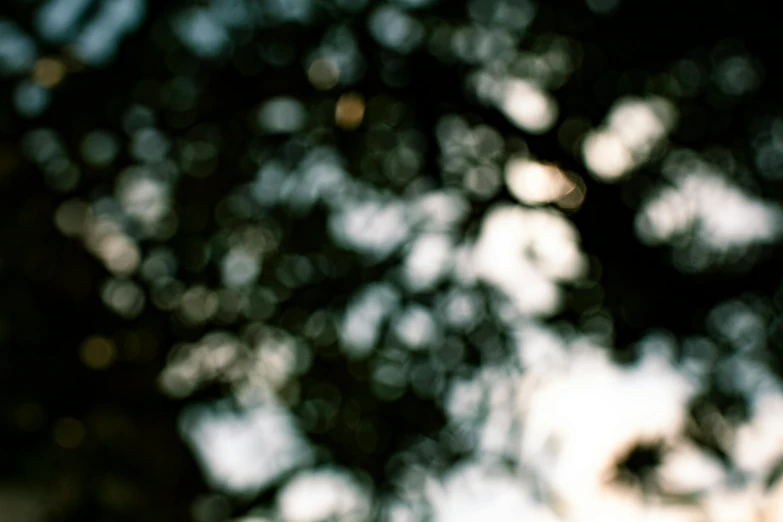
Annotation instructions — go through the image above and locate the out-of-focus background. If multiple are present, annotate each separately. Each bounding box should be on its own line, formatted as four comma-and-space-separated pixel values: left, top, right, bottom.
2, 0, 783, 520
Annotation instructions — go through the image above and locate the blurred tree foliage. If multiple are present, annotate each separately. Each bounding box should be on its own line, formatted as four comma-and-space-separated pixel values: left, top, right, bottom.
2, 0, 783, 521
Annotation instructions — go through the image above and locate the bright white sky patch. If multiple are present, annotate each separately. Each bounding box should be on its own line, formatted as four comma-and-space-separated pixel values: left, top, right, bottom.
179, 400, 312, 497
471, 205, 587, 316
392, 304, 440, 350
277, 468, 372, 522
635, 157, 783, 270
583, 97, 676, 181
427, 460, 558, 522
443, 364, 525, 460
409, 190, 469, 231
656, 442, 726, 496
500, 79, 558, 134
401, 233, 454, 292
581, 130, 634, 181
340, 283, 400, 358
329, 198, 410, 262
733, 393, 783, 478
519, 342, 696, 508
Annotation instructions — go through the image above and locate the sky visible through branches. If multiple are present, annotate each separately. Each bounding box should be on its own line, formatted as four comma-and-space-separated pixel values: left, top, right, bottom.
2, 0, 783, 521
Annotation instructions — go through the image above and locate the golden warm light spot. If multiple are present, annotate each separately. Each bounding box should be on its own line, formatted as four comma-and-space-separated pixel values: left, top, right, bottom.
505, 158, 587, 210
335, 93, 365, 130
33, 57, 67, 88
308, 58, 340, 90
80, 335, 117, 370
53, 417, 85, 448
